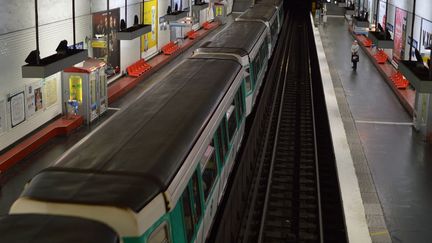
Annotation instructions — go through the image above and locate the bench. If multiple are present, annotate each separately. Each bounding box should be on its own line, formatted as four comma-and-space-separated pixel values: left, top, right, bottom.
203, 21, 211, 30
390, 72, 409, 89
186, 30, 198, 39
363, 38, 372, 47
162, 41, 180, 55
374, 50, 388, 64
356, 35, 372, 47
0, 115, 83, 173
127, 59, 152, 77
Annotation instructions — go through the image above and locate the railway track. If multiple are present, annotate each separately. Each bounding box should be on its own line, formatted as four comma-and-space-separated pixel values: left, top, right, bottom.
239, 12, 323, 243
208, 7, 348, 243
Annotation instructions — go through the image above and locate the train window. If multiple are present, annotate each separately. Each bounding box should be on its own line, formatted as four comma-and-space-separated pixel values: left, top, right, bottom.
201, 144, 218, 201
191, 172, 203, 225
252, 55, 260, 81
214, 130, 224, 165
217, 121, 228, 164
271, 20, 278, 40
236, 89, 245, 120
262, 40, 268, 60
226, 103, 237, 142
182, 188, 194, 242
147, 222, 171, 243
245, 67, 253, 94
258, 42, 267, 71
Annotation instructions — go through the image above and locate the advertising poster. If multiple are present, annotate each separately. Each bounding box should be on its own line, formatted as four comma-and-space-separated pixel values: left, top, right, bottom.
25, 81, 44, 118
378, 1, 386, 30
141, 0, 158, 55
393, 8, 407, 61
92, 9, 121, 76
420, 18, 432, 58
0, 99, 5, 135
9, 91, 25, 128
44, 77, 58, 108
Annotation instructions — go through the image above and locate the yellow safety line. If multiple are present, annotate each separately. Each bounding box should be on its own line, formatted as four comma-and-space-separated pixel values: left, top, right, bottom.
370, 230, 389, 236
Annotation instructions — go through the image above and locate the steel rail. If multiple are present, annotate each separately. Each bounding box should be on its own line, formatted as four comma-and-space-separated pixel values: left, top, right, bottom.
240, 13, 294, 243
256, 16, 295, 243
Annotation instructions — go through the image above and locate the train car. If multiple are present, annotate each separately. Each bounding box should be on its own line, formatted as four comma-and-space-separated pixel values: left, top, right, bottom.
11, 56, 247, 243
236, 4, 280, 53
194, 21, 269, 115
0, 214, 119, 243
255, 0, 285, 25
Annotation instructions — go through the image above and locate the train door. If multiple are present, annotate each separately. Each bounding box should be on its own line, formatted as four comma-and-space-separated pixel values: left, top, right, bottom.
244, 64, 254, 115
177, 171, 204, 243
200, 139, 221, 240
215, 119, 228, 203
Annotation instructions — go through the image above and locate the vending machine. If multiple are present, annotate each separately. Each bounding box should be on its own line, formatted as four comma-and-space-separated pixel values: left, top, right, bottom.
62, 58, 108, 124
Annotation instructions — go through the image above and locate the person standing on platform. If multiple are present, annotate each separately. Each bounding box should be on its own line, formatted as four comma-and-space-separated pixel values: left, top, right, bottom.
351, 40, 360, 70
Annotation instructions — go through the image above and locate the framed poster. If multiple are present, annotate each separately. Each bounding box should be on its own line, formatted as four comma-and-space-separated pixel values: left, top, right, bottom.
25, 81, 44, 118
393, 8, 407, 61
9, 91, 25, 128
44, 77, 58, 108
0, 99, 6, 135
420, 18, 432, 58
92, 9, 121, 75
141, 0, 158, 56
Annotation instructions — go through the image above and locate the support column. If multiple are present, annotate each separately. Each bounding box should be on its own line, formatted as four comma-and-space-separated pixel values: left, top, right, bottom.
413, 93, 432, 142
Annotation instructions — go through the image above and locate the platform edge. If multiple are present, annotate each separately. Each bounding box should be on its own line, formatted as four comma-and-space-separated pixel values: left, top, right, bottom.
309, 14, 372, 243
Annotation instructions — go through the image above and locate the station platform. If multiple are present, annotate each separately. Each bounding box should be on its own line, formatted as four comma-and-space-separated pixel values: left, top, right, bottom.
0, 17, 232, 215
318, 15, 432, 242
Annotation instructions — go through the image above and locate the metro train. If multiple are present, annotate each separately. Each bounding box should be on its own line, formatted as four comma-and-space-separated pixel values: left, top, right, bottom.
0, 4, 285, 243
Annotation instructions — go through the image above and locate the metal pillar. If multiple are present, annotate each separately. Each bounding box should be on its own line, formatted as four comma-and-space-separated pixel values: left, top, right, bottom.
409, 0, 416, 61
413, 93, 432, 142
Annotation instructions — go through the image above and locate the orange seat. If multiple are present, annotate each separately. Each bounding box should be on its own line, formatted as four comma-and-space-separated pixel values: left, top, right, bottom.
390, 72, 410, 89
162, 41, 180, 55
374, 50, 387, 64
186, 30, 198, 39
127, 59, 152, 77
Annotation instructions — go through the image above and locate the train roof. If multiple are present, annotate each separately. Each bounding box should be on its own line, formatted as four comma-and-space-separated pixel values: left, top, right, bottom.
196, 21, 267, 57
22, 58, 242, 212
0, 214, 119, 243
236, 4, 277, 22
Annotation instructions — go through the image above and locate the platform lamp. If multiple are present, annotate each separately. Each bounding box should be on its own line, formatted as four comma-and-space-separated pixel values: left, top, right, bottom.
117, 0, 151, 40
22, 0, 88, 78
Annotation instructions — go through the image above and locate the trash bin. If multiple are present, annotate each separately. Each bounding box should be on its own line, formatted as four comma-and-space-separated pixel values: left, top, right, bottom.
214, 2, 227, 25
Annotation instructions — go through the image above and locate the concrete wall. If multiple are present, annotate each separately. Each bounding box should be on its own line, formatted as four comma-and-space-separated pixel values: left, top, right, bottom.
0, 0, 160, 151
0, 0, 220, 151
0, 0, 92, 151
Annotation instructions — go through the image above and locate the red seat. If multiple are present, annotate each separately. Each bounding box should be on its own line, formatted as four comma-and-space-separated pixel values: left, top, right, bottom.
390, 72, 409, 89
162, 41, 180, 55
363, 38, 372, 47
127, 59, 152, 77
203, 21, 211, 30
186, 30, 198, 39
374, 50, 387, 64
356, 35, 372, 47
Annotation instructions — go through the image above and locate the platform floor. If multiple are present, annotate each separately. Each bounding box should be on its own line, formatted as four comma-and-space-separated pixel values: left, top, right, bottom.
0, 16, 235, 215
319, 16, 432, 242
